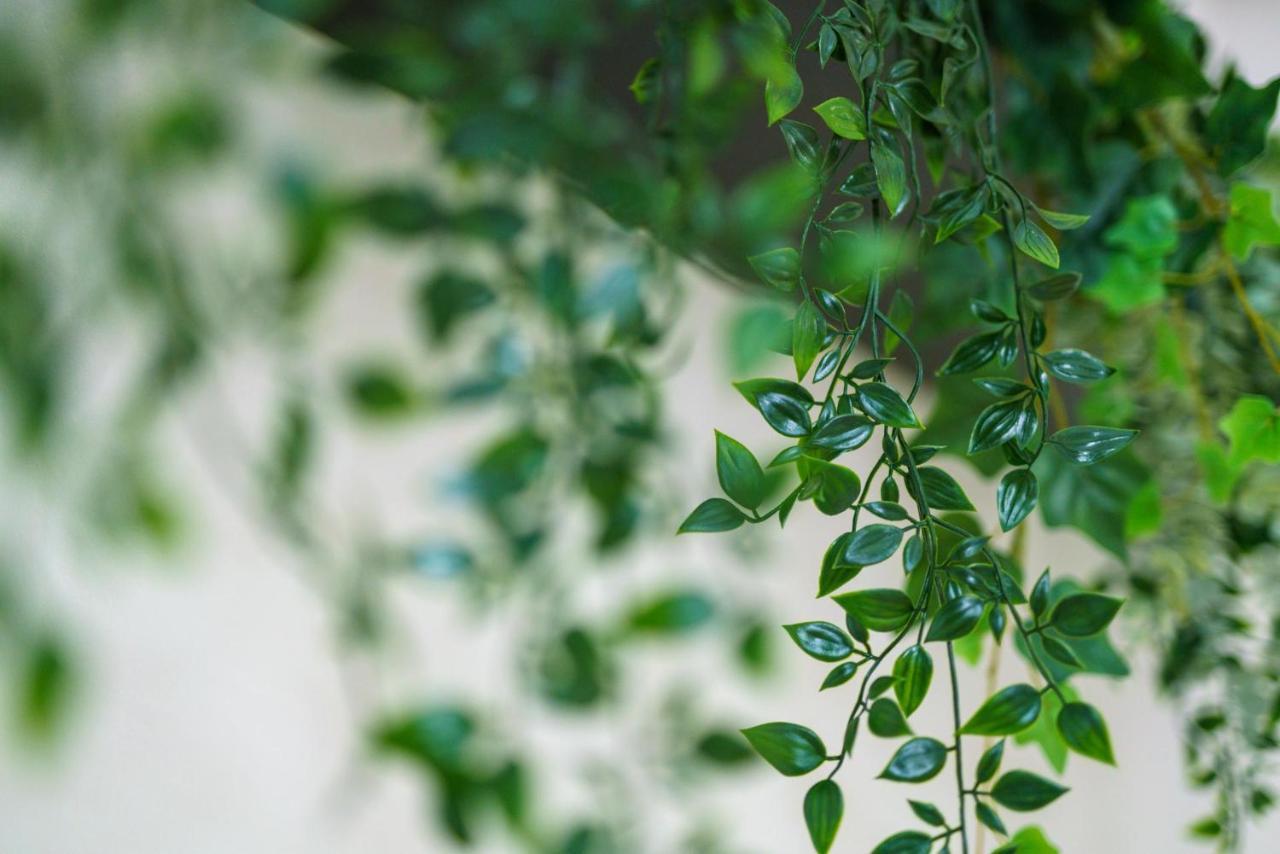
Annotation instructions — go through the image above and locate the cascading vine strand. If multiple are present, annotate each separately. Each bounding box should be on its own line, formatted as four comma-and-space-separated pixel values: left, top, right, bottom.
679, 1, 1135, 851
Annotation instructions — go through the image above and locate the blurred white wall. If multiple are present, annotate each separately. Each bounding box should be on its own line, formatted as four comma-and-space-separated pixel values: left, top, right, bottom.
0, 2, 1278, 853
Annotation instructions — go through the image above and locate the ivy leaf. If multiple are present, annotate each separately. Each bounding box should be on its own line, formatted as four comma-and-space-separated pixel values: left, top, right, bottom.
1218, 394, 1280, 465
821, 661, 858, 690
785, 621, 854, 662
975, 739, 1005, 784
748, 247, 801, 291
766, 57, 804, 126
872, 138, 908, 217
810, 415, 876, 453
1049, 593, 1122, 637
969, 400, 1031, 454
872, 831, 932, 854
1056, 702, 1115, 765
1034, 206, 1090, 230
1033, 449, 1149, 557
938, 331, 1001, 375
925, 595, 983, 642
880, 737, 947, 782
1025, 272, 1081, 301
990, 770, 1068, 812
961, 684, 1042, 735
715, 431, 766, 509
1089, 252, 1164, 314
1223, 183, 1280, 260
893, 644, 933, 717
813, 96, 868, 140
741, 722, 826, 776
997, 469, 1037, 531
1205, 72, 1280, 175
843, 524, 905, 565
1013, 218, 1059, 268
868, 698, 913, 737
909, 465, 975, 511
976, 802, 1008, 836
678, 498, 747, 533
834, 588, 914, 632
1047, 426, 1137, 465
1104, 194, 1178, 257
794, 300, 826, 380
804, 779, 844, 853
908, 800, 946, 827
1040, 349, 1114, 383
858, 382, 921, 428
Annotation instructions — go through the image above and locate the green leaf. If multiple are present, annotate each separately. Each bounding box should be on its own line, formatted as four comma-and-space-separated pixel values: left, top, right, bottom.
1041, 349, 1114, 383
748, 247, 801, 292
1089, 252, 1164, 314
975, 739, 1005, 784
678, 498, 747, 533
794, 301, 826, 380
961, 684, 1042, 735
909, 465, 975, 511
785, 621, 854, 662
843, 524, 905, 565
1013, 218, 1059, 269
741, 722, 826, 776
865, 501, 910, 521
997, 469, 1037, 531
758, 392, 814, 437
992, 827, 1059, 854
908, 800, 946, 827
1056, 702, 1115, 765
804, 780, 843, 853
1049, 593, 1122, 637
938, 332, 1000, 375
868, 698, 913, 737
834, 588, 914, 632
933, 184, 990, 243
1041, 636, 1081, 668
821, 661, 858, 690
715, 431, 766, 509
880, 737, 947, 782
779, 119, 823, 172
1205, 72, 1280, 175
871, 831, 932, 854
1105, 194, 1178, 258
1030, 569, 1051, 619
1025, 272, 1081, 301
813, 96, 867, 140
990, 770, 1068, 812
818, 533, 862, 597
1034, 206, 1090, 230
810, 415, 876, 453
1033, 450, 1149, 557
858, 382, 921, 428
872, 138, 908, 217
625, 592, 714, 634
1047, 426, 1137, 465
926, 595, 983, 642
976, 801, 1008, 836
893, 645, 933, 717
969, 400, 1031, 454
766, 58, 804, 126
1219, 394, 1280, 465
808, 459, 862, 515
1223, 183, 1280, 260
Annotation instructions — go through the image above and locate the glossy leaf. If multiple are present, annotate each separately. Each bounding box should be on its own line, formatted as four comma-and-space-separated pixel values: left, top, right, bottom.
908, 800, 946, 827
925, 595, 983, 642
872, 831, 932, 854
678, 498, 746, 533
990, 770, 1069, 812
858, 382, 921, 428
976, 801, 1008, 836
997, 469, 1037, 531
715, 431, 766, 509
794, 300, 826, 381
1049, 593, 1123, 637
961, 684, 1042, 735
868, 698, 913, 737
813, 96, 868, 140
804, 780, 844, 853
1025, 272, 1081, 301
969, 400, 1031, 454
758, 391, 814, 437
939, 332, 1000, 375
1041, 349, 1114, 383
880, 737, 947, 782
843, 524, 905, 565
785, 621, 854, 662
810, 415, 876, 452
821, 661, 859, 690
975, 739, 1005, 784
1047, 426, 1137, 465
1013, 218, 1059, 268
910, 465, 976, 511
834, 588, 914, 632
741, 722, 826, 776
1057, 702, 1115, 765
893, 644, 933, 716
